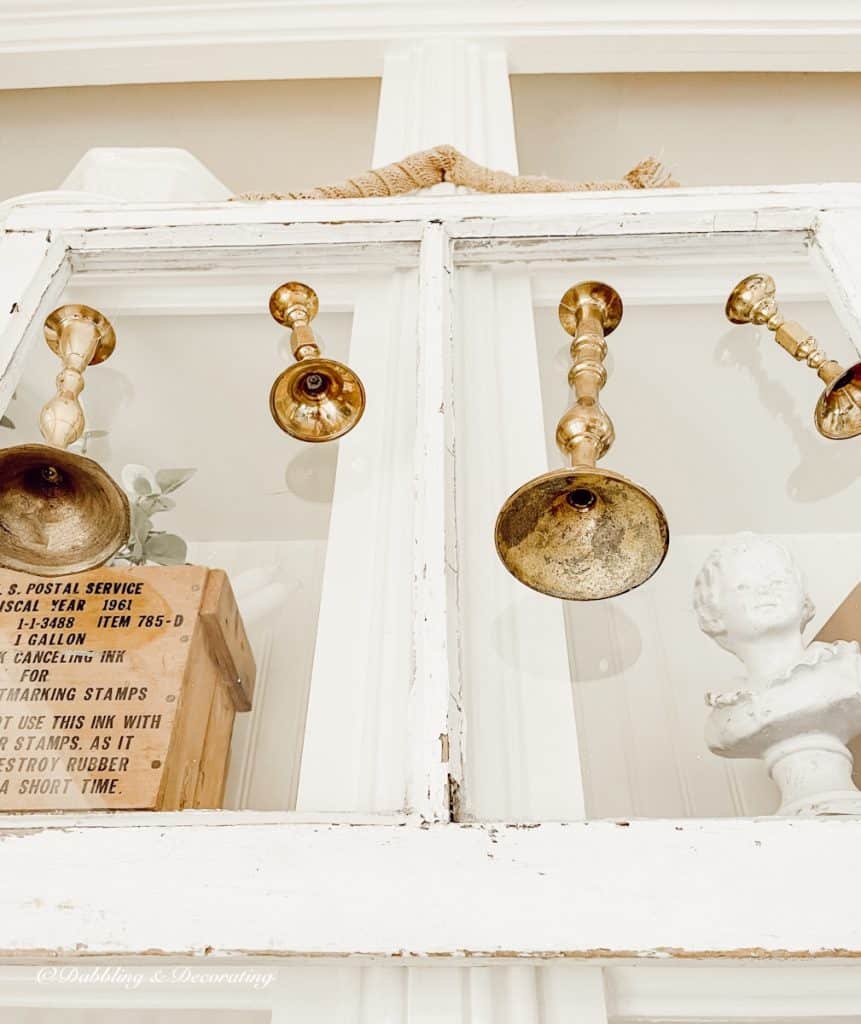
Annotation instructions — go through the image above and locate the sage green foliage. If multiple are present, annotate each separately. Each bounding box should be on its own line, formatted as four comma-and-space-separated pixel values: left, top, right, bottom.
116, 467, 196, 566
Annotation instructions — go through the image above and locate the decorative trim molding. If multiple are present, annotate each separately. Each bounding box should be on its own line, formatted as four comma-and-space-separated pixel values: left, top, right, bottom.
2, 1, 861, 89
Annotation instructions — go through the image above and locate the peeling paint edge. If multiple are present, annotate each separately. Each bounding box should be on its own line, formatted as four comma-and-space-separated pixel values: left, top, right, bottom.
0, 946, 859, 964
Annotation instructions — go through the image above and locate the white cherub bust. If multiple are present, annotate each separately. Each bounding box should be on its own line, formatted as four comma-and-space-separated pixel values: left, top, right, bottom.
693, 532, 861, 815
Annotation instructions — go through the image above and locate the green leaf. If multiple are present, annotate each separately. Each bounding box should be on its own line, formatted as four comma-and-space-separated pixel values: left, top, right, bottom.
129, 507, 153, 549
139, 494, 176, 515
121, 464, 160, 497
128, 537, 145, 564
156, 468, 196, 494
144, 533, 187, 566
0, 415, 14, 430
80, 429, 108, 455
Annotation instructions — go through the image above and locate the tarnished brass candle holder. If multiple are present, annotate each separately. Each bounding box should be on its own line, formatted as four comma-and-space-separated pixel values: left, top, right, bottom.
495, 282, 669, 601
268, 281, 366, 442
0, 304, 129, 576
726, 273, 861, 440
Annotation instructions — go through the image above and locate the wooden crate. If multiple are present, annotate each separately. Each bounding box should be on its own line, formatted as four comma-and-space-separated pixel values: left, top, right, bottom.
0, 564, 255, 811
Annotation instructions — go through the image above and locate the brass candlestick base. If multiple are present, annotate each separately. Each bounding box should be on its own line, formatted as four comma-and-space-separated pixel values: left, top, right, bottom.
0, 444, 130, 576
726, 273, 861, 440
268, 282, 366, 443
496, 467, 668, 601
495, 281, 668, 601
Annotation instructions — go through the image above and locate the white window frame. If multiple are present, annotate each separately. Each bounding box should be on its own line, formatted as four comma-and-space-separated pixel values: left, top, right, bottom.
1, 186, 861, 1021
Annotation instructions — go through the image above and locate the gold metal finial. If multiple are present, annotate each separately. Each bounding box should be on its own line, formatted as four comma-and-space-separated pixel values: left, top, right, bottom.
268, 281, 366, 443
726, 273, 861, 440
41, 304, 117, 449
495, 281, 669, 601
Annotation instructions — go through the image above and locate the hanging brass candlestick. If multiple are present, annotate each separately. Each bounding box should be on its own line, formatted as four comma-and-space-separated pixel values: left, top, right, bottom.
495, 281, 669, 601
0, 305, 129, 576
41, 304, 116, 449
726, 273, 861, 440
268, 281, 366, 442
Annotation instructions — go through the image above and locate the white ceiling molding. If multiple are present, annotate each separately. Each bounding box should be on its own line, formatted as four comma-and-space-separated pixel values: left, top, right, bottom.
2, 0, 861, 90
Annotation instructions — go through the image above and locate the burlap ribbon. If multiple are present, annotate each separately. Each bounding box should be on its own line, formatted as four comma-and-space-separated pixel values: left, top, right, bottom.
235, 145, 676, 200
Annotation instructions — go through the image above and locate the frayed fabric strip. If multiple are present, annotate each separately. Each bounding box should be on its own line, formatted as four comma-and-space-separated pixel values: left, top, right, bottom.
234, 145, 677, 201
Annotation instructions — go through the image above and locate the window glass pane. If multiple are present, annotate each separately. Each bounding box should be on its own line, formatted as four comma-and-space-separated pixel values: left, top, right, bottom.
453, 236, 861, 819
0, 257, 418, 814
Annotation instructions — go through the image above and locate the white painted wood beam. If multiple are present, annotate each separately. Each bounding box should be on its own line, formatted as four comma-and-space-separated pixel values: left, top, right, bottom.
406, 221, 457, 820
9, 184, 861, 237
812, 210, 861, 351
0, 231, 69, 413
1, 818, 860, 960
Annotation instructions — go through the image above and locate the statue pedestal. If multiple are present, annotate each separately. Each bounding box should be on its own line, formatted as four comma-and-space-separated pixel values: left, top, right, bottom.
764, 733, 861, 814
706, 641, 861, 816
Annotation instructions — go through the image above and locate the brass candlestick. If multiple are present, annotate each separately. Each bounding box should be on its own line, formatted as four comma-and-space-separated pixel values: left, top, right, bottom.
268, 282, 366, 442
41, 304, 116, 449
726, 273, 861, 440
0, 304, 129, 576
495, 282, 669, 601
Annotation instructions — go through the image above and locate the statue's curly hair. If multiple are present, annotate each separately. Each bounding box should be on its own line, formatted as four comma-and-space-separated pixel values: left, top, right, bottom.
693, 532, 814, 639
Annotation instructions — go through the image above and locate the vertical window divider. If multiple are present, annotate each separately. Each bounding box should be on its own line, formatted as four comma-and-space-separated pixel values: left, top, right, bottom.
407, 220, 459, 822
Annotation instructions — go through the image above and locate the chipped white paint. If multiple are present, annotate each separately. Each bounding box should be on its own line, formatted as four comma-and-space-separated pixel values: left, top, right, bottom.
3, 174, 861, 1003
2, 12, 861, 1019
9, 183, 861, 236
406, 220, 457, 819
0, 819, 858, 959
0, 231, 69, 410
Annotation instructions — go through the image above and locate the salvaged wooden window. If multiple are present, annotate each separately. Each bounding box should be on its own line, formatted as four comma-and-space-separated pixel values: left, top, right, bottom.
1, 186, 861, 1009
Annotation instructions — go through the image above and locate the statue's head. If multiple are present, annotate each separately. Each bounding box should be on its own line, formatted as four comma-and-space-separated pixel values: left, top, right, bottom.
693, 533, 814, 654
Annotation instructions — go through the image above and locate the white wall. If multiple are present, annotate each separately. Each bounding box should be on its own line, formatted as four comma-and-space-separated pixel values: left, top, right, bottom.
0, 79, 380, 200
512, 73, 861, 187
3, 73, 859, 202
